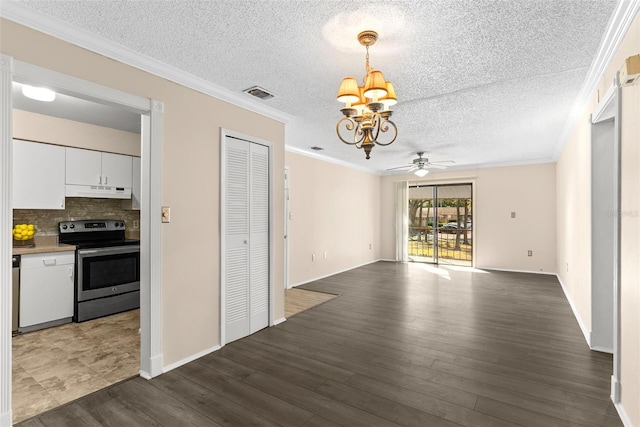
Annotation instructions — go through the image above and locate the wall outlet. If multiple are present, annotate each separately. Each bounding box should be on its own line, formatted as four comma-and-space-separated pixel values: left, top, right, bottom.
312, 254, 316, 261
369, 243, 372, 250
323, 252, 327, 259
133, 220, 139, 229
527, 250, 533, 257
566, 262, 569, 272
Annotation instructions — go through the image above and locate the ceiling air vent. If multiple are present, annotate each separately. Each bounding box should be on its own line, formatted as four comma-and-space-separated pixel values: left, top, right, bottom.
243, 86, 274, 100
309, 146, 324, 151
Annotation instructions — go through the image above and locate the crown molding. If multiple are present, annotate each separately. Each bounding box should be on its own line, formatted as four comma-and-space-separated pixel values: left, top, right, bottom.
552, 0, 640, 160
285, 145, 380, 175
0, 3, 294, 124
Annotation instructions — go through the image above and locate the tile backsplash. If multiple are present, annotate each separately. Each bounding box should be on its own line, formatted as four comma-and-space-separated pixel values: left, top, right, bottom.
13, 198, 140, 235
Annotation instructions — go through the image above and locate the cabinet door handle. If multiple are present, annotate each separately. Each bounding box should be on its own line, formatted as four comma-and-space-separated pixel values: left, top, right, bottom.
98, 175, 102, 185
104, 176, 108, 185
43, 258, 57, 266
69, 266, 74, 280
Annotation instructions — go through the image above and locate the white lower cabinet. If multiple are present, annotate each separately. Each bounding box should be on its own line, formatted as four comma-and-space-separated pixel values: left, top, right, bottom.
19, 251, 75, 331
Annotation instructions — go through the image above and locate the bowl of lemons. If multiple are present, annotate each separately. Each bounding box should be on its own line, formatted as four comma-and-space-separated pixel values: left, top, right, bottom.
12, 223, 36, 247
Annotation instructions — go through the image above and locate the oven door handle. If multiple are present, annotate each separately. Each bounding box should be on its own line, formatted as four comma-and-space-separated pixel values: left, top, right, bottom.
78, 246, 140, 256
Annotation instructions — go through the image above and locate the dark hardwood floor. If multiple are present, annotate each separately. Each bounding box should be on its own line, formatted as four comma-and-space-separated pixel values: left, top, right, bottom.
17, 261, 623, 427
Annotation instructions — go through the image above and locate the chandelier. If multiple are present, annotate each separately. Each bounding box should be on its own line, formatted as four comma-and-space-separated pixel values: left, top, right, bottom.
336, 30, 398, 159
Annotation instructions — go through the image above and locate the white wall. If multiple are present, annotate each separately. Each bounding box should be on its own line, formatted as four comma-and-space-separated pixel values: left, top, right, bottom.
285, 150, 380, 286
380, 163, 557, 273
1, 19, 286, 368
13, 109, 141, 156
556, 11, 640, 426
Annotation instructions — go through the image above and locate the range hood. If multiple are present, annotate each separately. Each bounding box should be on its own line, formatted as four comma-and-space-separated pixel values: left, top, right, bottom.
66, 184, 132, 199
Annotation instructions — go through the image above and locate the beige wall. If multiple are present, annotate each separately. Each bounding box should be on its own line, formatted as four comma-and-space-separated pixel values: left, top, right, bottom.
1, 19, 286, 367
380, 163, 557, 273
285, 151, 381, 286
556, 12, 640, 425
13, 109, 141, 156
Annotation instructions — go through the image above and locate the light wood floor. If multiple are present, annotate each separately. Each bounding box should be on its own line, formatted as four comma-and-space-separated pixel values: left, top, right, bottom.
12, 310, 139, 424
285, 288, 337, 318
17, 262, 622, 426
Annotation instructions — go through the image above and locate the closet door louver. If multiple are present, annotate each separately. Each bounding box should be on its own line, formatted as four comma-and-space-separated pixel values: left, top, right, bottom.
224, 137, 269, 343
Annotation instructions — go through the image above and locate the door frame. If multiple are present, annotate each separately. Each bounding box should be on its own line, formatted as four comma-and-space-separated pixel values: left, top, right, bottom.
1, 55, 164, 425
284, 165, 290, 289
220, 128, 274, 346
590, 78, 622, 402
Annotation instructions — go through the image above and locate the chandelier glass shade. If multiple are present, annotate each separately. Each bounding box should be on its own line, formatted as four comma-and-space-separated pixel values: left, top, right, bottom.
336, 30, 398, 159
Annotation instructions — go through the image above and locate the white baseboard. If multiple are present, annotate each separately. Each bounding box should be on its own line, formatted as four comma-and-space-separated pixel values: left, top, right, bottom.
0, 410, 12, 427
273, 317, 286, 325
555, 274, 591, 347
140, 353, 164, 379
290, 259, 381, 288
479, 266, 557, 275
611, 375, 621, 402
591, 344, 614, 354
614, 399, 632, 427
161, 345, 221, 374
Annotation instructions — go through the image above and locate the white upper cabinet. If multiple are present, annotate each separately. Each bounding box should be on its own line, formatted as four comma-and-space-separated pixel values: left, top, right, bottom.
66, 147, 132, 188
12, 139, 65, 210
65, 147, 101, 186
101, 152, 133, 188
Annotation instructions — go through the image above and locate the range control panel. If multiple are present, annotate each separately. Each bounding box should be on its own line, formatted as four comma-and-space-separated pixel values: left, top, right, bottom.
59, 220, 126, 233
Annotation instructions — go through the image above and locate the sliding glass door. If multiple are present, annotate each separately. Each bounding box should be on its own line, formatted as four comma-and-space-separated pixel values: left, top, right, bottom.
408, 185, 436, 263
407, 183, 472, 266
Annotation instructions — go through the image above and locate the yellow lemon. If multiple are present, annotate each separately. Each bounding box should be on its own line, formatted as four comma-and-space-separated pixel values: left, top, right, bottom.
27, 230, 34, 237
27, 224, 34, 230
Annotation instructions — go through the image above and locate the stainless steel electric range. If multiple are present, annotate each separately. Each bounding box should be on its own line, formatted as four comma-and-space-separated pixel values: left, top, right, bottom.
58, 219, 140, 322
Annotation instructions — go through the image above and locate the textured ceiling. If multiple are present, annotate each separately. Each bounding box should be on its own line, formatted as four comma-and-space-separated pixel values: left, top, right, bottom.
7, 0, 618, 174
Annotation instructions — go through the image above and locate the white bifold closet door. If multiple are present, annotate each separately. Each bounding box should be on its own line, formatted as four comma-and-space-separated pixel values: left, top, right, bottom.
224, 137, 269, 344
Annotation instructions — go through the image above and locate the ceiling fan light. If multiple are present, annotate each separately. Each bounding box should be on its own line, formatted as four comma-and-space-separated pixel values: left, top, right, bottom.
363, 70, 388, 100
414, 168, 429, 177
337, 77, 360, 104
22, 84, 56, 102
381, 81, 397, 108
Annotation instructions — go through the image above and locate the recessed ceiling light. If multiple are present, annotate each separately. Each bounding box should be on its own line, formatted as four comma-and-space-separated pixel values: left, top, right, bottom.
22, 85, 56, 102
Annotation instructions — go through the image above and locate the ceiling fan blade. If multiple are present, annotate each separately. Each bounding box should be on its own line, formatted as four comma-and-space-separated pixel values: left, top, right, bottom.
386, 165, 412, 171
430, 160, 455, 164
426, 164, 448, 169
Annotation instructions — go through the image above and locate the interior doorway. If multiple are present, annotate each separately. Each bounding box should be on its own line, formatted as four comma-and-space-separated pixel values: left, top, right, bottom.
1, 55, 164, 425
407, 183, 473, 266
589, 81, 622, 402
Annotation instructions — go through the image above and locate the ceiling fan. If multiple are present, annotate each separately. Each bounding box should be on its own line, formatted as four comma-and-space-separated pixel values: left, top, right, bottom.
386, 152, 454, 177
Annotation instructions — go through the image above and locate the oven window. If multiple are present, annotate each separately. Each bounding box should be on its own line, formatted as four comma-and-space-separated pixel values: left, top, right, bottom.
82, 252, 140, 290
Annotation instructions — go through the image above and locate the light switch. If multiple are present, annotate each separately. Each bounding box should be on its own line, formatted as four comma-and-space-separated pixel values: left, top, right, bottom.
162, 206, 171, 223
